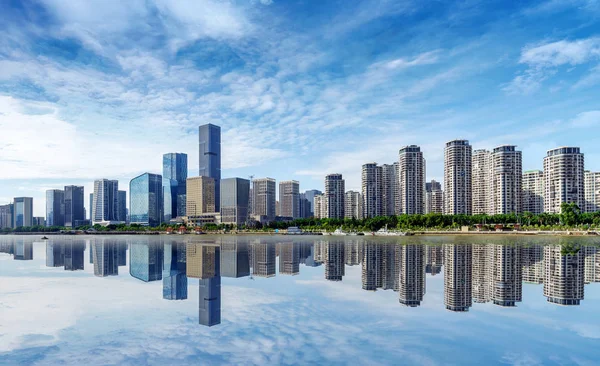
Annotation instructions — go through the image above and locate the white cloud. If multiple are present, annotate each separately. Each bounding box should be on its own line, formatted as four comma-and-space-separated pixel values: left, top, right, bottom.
520, 38, 600, 67
570, 110, 600, 127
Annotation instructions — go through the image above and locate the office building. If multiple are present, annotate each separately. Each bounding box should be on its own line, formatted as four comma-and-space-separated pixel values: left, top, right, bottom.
398, 145, 426, 214
444, 244, 472, 312
324, 241, 345, 281
252, 178, 276, 222
220, 238, 250, 278
325, 174, 345, 219
163, 242, 188, 300
304, 189, 322, 217
46, 190, 65, 227
251, 242, 276, 277
92, 240, 119, 277
64, 185, 85, 227
279, 180, 300, 219
13, 197, 33, 228
490, 146, 522, 214
92, 179, 119, 224
186, 176, 216, 218
544, 245, 584, 305
398, 244, 425, 307
220, 178, 250, 227
523, 170, 544, 214
130, 242, 164, 282
130, 173, 163, 227
382, 163, 398, 216
345, 191, 362, 219
299, 193, 311, 218
444, 140, 472, 215
584, 171, 600, 213
163, 153, 188, 220
362, 163, 382, 218
0, 203, 13, 229
279, 243, 300, 275
543, 147, 585, 214
425, 180, 443, 214
117, 190, 127, 223
199, 124, 221, 212
472, 149, 491, 215
314, 194, 326, 219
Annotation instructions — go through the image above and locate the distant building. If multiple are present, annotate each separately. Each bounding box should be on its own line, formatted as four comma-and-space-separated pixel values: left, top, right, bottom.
92, 179, 119, 224
304, 190, 322, 217
313, 194, 327, 219
362, 163, 382, 218
299, 193, 311, 218
584, 171, 600, 213
0, 203, 14, 229
199, 124, 221, 212
425, 180, 443, 214
163, 153, 188, 220
544, 245, 584, 305
472, 149, 491, 215
64, 185, 85, 227
444, 140, 472, 215
325, 174, 345, 219
13, 197, 33, 228
130, 173, 163, 227
382, 163, 398, 216
253, 178, 276, 222
46, 190, 65, 227
522, 170, 544, 214
279, 180, 300, 219
345, 191, 362, 219
398, 145, 426, 214
220, 178, 250, 227
186, 176, 216, 221
130, 242, 164, 282
491, 146, 522, 215
33, 217, 45, 227
117, 190, 127, 223
543, 147, 585, 214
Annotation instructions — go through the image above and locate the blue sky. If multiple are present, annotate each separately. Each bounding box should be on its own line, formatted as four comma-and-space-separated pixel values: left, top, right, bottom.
0, 0, 599, 216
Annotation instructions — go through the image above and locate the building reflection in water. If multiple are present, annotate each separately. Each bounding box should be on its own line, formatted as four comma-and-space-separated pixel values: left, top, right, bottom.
522, 245, 544, 284
64, 240, 85, 271
221, 238, 250, 278
93, 239, 119, 277
251, 242, 276, 278
544, 245, 584, 306
444, 244, 473, 312
324, 241, 345, 281
398, 244, 425, 307
130, 241, 163, 282
163, 241, 187, 300
187, 240, 221, 327
279, 242, 300, 275
14, 238, 33, 260
425, 245, 442, 276
46, 241, 65, 267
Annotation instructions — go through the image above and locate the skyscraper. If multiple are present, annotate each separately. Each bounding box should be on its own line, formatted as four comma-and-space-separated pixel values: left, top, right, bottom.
64, 185, 85, 227
130, 173, 163, 227
252, 178, 276, 222
0, 203, 13, 229
382, 163, 398, 216
425, 180, 443, 214
186, 176, 216, 218
522, 170, 544, 214
13, 197, 33, 228
220, 178, 250, 227
345, 191, 362, 219
46, 190, 65, 227
472, 149, 491, 214
313, 194, 326, 219
130, 242, 164, 282
92, 179, 119, 224
398, 145, 426, 215
117, 190, 127, 223
362, 163, 382, 218
584, 171, 600, 213
163, 153, 188, 220
444, 244, 472, 312
543, 147, 585, 214
325, 174, 345, 219
304, 189, 322, 217
490, 145, 522, 215
299, 193, 311, 218
444, 140, 472, 215
89, 193, 94, 221
199, 124, 221, 212
279, 180, 300, 219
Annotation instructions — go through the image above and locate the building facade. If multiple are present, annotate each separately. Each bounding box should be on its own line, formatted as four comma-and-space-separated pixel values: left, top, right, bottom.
444, 244, 473, 312
163, 152, 188, 220
279, 180, 300, 219
584, 171, 600, 213
220, 178, 250, 227
0, 203, 13, 229
544, 245, 584, 305
46, 190, 65, 227
252, 178, 276, 222
345, 191, 362, 219
13, 197, 33, 228
325, 174, 345, 219
382, 163, 398, 216
361, 163, 382, 218
314, 194, 326, 219
444, 140, 472, 215
472, 149, 491, 215
490, 145, 522, 215
117, 190, 127, 223
522, 170, 544, 214
398, 145, 426, 215
92, 179, 119, 224
304, 189, 322, 217
199, 124, 221, 212
543, 147, 585, 214
425, 180, 443, 214
186, 176, 216, 219
130, 173, 163, 227
64, 185, 85, 227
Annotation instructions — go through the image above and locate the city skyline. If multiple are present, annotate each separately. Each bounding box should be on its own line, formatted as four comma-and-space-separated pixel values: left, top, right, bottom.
1, 1, 599, 217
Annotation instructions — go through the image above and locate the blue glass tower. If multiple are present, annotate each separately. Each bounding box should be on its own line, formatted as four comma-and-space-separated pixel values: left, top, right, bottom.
130, 173, 163, 227
163, 242, 188, 300
64, 185, 85, 227
199, 124, 221, 212
163, 153, 188, 220
45, 191, 64, 227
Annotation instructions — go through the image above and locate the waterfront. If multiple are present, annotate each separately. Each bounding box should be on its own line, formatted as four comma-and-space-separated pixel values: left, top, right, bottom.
1, 235, 600, 365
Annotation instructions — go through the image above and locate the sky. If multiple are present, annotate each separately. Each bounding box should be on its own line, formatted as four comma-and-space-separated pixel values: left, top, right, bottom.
0, 0, 599, 216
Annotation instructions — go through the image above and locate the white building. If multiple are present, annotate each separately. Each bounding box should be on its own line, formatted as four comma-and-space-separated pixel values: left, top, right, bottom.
523, 170, 544, 214
444, 140, 472, 215
279, 180, 300, 219
345, 191, 363, 219
543, 147, 585, 214
584, 171, 600, 213
361, 163, 382, 218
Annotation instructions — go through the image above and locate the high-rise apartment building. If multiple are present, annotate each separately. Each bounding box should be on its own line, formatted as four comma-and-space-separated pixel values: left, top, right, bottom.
444, 244, 472, 312
252, 178, 276, 222
544, 245, 584, 306
584, 171, 600, 213
490, 146, 522, 215
472, 149, 491, 214
345, 191, 362, 219
444, 140, 472, 215
523, 170, 544, 214
304, 189, 322, 217
382, 163, 398, 216
130, 173, 163, 227
64, 185, 85, 227
425, 180, 443, 214
13, 197, 33, 228
163, 153, 188, 220
0, 203, 13, 229
92, 179, 119, 224
46, 190, 65, 227
362, 163, 382, 218
398, 145, 426, 215
220, 178, 250, 227
543, 147, 585, 214
314, 194, 326, 219
89, 193, 93, 221
199, 124, 221, 212
186, 176, 216, 219
279, 180, 300, 219
325, 174, 345, 219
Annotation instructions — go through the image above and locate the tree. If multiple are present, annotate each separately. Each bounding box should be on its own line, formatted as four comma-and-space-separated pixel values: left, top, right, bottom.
560, 202, 581, 227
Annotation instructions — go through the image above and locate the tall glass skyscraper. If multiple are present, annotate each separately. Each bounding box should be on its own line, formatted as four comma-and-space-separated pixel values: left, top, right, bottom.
13, 197, 33, 228
199, 124, 221, 212
46, 190, 65, 227
64, 185, 85, 227
130, 173, 163, 227
220, 178, 250, 227
163, 153, 188, 221
92, 179, 119, 224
